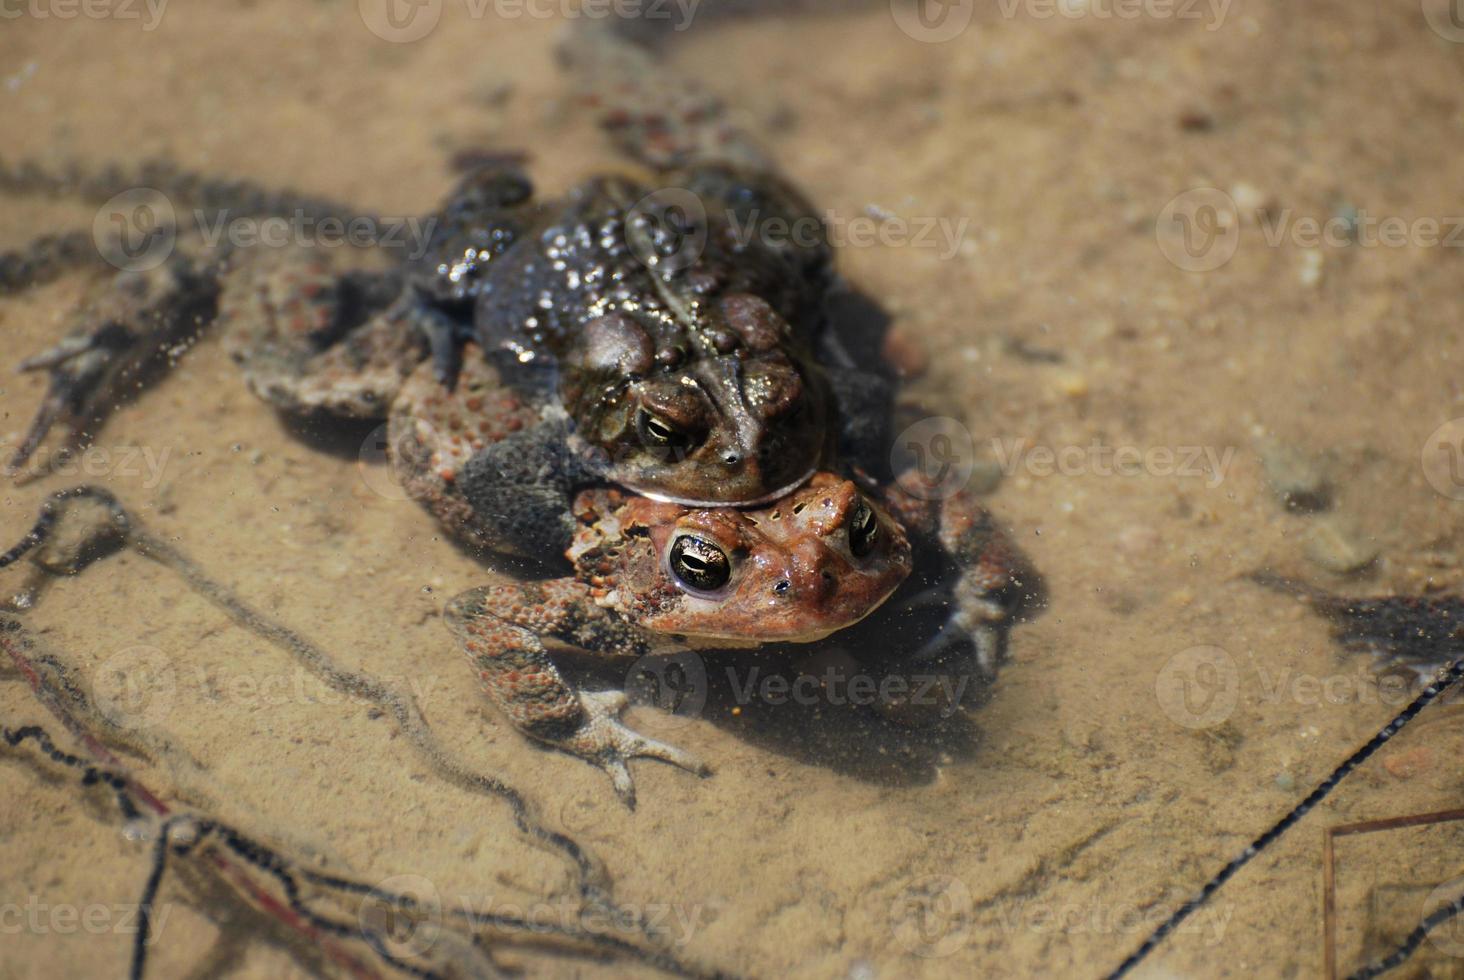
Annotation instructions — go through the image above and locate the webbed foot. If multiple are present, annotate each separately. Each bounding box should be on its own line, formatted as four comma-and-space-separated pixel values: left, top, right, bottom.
566, 690, 710, 810
883, 477, 1043, 685
8, 260, 219, 480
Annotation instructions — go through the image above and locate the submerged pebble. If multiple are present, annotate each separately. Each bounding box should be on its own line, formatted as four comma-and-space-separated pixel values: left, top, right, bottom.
1257, 439, 1331, 512
1303, 516, 1378, 574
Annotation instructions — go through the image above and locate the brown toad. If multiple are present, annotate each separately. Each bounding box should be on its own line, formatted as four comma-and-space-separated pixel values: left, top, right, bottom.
389, 349, 1034, 805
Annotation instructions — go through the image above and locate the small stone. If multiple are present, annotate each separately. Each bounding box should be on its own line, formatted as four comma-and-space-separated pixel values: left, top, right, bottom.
1230, 182, 1267, 213
1178, 108, 1214, 132
1304, 517, 1378, 574
1053, 371, 1089, 399
1258, 439, 1331, 512
1274, 771, 1296, 792
1299, 250, 1324, 288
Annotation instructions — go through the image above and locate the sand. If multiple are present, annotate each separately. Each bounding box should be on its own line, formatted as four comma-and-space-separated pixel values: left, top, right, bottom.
3, 1, 1464, 977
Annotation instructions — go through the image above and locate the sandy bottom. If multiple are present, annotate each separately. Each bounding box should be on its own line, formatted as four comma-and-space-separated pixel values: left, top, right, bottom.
3, 2, 1464, 977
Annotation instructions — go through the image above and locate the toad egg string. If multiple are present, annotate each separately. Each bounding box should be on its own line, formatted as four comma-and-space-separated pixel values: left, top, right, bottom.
1106, 652, 1464, 979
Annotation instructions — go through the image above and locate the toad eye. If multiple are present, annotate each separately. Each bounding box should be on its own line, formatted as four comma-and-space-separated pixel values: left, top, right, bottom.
849, 497, 879, 558
636, 408, 696, 454
669, 535, 731, 591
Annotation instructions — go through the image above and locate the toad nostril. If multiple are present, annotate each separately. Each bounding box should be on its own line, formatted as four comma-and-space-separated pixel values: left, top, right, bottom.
774, 580, 791, 596
723, 452, 741, 466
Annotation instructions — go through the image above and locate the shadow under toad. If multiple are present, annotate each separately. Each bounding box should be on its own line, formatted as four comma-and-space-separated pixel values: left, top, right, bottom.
562, 556, 1047, 788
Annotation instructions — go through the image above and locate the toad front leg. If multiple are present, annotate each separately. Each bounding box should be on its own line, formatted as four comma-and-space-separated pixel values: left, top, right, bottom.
444, 581, 708, 808
884, 481, 1043, 680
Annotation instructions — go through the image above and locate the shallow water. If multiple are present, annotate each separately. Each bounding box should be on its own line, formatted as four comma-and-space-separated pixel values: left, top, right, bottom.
3, 2, 1464, 978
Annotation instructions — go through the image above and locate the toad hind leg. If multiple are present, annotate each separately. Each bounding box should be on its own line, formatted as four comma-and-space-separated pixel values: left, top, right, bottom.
8, 257, 221, 478
444, 582, 709, 809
